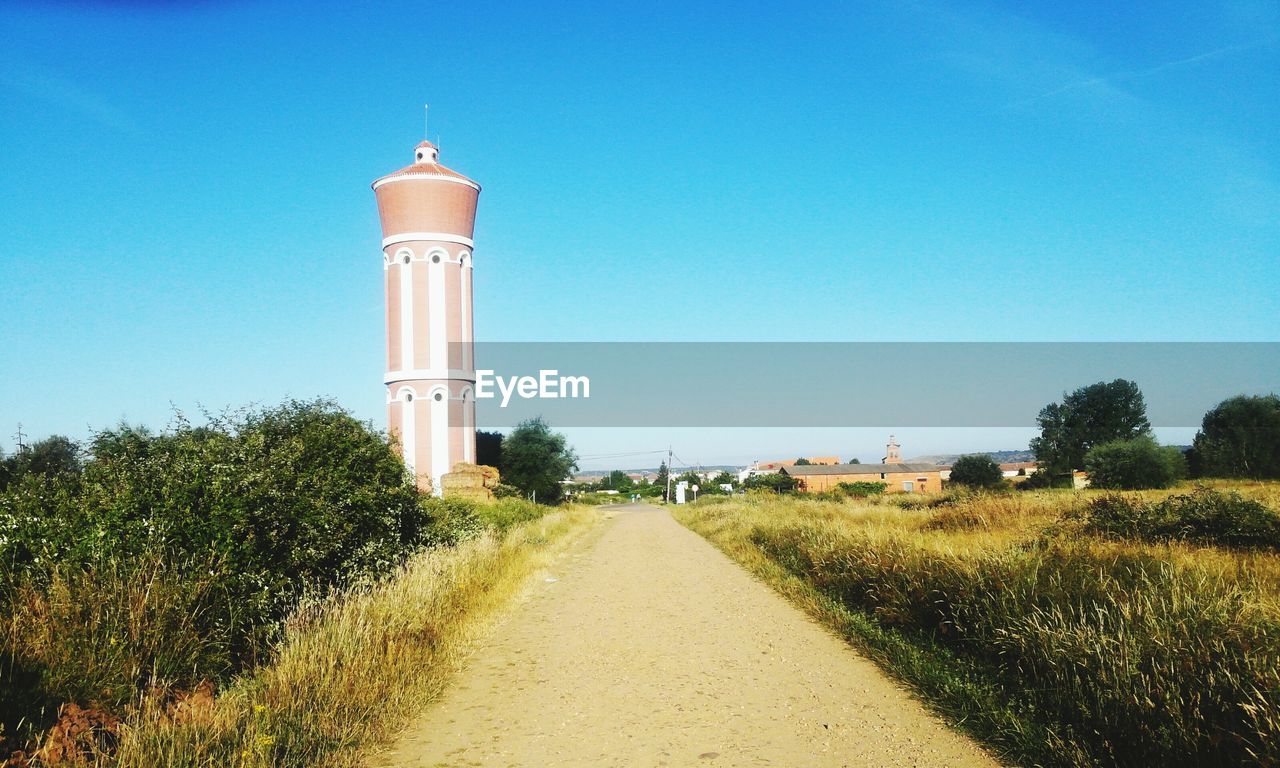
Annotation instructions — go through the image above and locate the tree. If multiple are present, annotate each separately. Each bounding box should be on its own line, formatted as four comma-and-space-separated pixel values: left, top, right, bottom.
675, 470, 701, 487
949, 454, 1004, 488
794, 457, 811, 466
28, 436, 82, 477
654, 461, 670, 500
1084, 435, 1186, 490
1192, 394, 1280, 479
500, 417, 578, 504
0, 435, 82, 490
1031, 379, 1151, 473
844, 458, 861, 464
606, 469, 634, 492
743, 473, 799, 493
475, 430, 503, 469
711, 470, 735, 487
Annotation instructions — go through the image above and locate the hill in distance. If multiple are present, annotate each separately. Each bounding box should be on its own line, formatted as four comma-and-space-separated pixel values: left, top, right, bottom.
906, 450, 1037, 466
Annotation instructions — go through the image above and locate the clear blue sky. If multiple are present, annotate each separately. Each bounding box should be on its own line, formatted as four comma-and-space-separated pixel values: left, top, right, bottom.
1, 0, 1277, 467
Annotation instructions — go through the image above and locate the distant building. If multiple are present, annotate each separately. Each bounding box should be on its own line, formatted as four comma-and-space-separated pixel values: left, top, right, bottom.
738, 456, 842, 482
780, 437, 942, 494
999, 462, 1040, 478
782, 462, 943, 494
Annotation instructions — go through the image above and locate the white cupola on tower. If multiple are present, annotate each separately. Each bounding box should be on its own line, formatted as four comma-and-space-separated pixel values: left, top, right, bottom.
414, 140, 439, 164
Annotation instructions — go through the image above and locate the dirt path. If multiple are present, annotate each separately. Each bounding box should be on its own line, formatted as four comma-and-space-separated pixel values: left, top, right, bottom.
379, 503, 1000, 767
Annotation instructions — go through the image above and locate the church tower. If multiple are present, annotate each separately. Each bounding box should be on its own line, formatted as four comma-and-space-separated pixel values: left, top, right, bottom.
372, 140, 480, 493
884, 435, 902, 465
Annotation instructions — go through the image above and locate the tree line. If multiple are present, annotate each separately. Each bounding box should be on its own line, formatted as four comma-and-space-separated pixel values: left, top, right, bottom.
1022, 382, 1280, 490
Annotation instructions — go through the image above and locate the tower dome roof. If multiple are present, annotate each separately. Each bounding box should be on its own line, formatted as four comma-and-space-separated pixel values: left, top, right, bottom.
372, 141, 479, 190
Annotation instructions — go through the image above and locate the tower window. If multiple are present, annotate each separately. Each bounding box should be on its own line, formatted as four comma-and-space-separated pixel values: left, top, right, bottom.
432, 254, 441, 264
433, 392, 444, 401
402, 254, 410, 264
404, 393, 413, 402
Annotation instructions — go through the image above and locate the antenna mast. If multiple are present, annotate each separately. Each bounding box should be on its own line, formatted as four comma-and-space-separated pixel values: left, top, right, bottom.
423, 103, 429, 140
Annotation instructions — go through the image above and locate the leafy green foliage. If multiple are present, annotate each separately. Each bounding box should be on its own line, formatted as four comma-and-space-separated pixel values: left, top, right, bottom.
606, 469, 634, 492
420, 496, 550, 544
948, 454, 1004, 488
0, 400, 436, 744
834, 481, 888, 497
1017, 468, 1073, 490
1085, 488, 1280, 550
1084, 436, 1187, 490
794, 457, 811, 465
499, 417, 577, 504
1031, 379, 1151, 473
1193, 394, 1280, 479
743, 473, 799, 493
674, 470, 700, 486
0, 436, 82, 492
491, 482, 522, 499
475, 429, 504, 470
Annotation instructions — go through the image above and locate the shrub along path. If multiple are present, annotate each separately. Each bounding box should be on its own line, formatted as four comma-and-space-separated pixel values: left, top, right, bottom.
378, 503, 997, 767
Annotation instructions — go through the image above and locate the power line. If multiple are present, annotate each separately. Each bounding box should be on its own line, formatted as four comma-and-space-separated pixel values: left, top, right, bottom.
576, 449, 668, 461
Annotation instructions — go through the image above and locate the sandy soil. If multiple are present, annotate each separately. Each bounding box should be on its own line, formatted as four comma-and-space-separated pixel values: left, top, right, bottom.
379, 503, 1001, 767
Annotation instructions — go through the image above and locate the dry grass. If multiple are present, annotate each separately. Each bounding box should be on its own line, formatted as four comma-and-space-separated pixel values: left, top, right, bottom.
675, 484, 1280, 768
104, 505, 598, 768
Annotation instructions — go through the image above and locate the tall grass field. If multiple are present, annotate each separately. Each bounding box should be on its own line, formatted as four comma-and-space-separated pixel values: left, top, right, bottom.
674, 482, 1280, 768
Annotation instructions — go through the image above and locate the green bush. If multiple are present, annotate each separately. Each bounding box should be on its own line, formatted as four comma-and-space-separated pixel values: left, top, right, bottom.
475, 497, 549, 532
0, 436, 82, 492
1084, 435, 1187, 490
491, 482, 522, 499
743, 473, 799, 493
1085, 488, 1280, 550
948, 454, 1004, 488
834, 481, 888, 497
1193, 394, 1280, 479
421, 496, 485, 545
1018, 469, 1069, 490
501, 417, 577, 504
0, 400, 435, 746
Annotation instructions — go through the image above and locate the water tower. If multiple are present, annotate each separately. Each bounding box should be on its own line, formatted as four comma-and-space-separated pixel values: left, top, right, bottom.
372, 140, 480, 493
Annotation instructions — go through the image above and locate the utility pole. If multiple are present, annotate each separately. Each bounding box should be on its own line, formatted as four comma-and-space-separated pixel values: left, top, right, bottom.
666, 445, 672, 503
14, 423, 26, 454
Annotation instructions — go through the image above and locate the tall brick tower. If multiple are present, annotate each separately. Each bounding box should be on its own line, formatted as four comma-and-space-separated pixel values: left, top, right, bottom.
372, 140, 480, 494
